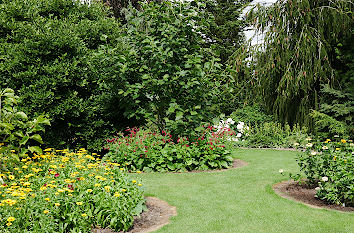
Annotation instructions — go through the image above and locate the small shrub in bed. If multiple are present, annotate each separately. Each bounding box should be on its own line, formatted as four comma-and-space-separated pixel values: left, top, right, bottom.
104, 127, 233, 172
293, 138, 353, 206
0, 149, 144, 232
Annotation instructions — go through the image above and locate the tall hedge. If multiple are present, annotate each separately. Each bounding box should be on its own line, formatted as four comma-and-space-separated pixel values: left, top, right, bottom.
0, 0, 129, 150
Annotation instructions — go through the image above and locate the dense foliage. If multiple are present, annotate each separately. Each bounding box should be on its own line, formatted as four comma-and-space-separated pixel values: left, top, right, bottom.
0, 88, 50, 163
107, 1, 229, 138
0, 149, 144, 232
0, 0, 130, 150
293, 139, 353, 207
104, 127, 233, 172
236, 0, 353, 132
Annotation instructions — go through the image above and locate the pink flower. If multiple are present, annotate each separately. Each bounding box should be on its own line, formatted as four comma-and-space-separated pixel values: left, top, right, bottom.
54, 173, 60, 177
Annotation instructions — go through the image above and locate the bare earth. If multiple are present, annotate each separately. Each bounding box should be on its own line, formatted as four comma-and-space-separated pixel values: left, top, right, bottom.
273, 180, 354, 212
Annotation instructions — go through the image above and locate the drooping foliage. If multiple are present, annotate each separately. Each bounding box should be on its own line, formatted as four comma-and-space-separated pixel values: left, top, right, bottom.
235, 0, 353, 132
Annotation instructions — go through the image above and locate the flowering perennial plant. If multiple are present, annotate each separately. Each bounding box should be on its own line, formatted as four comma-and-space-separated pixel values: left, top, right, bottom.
105, 127, 233, 172
0, 149, 144, 232
294, 138, 353, 206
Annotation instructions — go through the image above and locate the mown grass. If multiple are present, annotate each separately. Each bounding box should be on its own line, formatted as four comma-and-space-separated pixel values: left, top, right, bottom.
137, 148, 354, 233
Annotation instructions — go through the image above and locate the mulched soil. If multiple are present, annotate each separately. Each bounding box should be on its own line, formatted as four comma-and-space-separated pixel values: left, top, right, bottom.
92, 197, 177, 233
273, 180, 354, 212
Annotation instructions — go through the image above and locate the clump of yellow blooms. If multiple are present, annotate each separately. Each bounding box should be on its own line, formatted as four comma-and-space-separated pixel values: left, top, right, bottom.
0, 148, 144, 232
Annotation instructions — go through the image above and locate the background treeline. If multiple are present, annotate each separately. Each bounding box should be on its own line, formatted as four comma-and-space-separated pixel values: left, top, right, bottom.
0, 0, 352, 151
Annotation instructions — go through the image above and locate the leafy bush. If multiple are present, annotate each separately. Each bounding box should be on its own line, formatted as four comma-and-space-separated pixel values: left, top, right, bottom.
107, 1, 229, 138
0, 0, 129, 150
104, 127, 233, 172
236, 122, 309, 148
293, 139, 353, 206
0, 88, 50, 164
0, 148, 144, 232
229, 105, 274, 126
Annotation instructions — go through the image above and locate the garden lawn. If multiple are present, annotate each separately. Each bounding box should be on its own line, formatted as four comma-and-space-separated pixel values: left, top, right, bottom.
137, 148, 354, 233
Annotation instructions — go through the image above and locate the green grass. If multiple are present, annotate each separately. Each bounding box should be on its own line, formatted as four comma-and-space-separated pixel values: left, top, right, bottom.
135, 148, 354, 233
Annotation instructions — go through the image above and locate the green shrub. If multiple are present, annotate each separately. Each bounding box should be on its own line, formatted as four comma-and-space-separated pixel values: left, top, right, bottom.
235, 122, 309, 148
293, 139, 353, 206
107, 1, 229, 138
0, 0, 129, 150
0, 88, 50, 165
0, 149, 144, 232
229, 105, 274, 126
104, 127, 233, 172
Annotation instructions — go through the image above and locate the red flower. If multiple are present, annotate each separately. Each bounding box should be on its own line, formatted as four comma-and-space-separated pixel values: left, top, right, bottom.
54, 173, 60, 177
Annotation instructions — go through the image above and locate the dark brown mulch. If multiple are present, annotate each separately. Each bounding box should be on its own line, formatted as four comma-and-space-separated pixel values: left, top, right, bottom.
92, 197, 177, 233
273, 180, 354, 212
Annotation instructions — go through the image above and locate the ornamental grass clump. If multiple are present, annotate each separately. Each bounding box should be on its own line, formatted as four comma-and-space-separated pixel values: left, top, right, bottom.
0, 148, 144, 232
104, 127, 233, 172
293, 138, 353, 207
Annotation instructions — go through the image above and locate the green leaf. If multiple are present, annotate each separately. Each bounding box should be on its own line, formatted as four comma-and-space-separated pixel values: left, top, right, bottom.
30, 134, 43, 144
176, 111, 184, 120
19, 136, 29, 145
0, 123, 14, 130
28, 146, 42, 154
15, 112, 28, 120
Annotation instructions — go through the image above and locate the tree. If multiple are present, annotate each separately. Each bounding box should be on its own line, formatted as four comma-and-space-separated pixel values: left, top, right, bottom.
236, 0, 353, 130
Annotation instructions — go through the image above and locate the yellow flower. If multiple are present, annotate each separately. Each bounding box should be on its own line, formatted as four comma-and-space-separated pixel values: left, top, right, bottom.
7, 217, 16, 222
94, 183, 101, 187
22, 165, 28, 169
8, 175, 15, 180
86, 189, 93, 193
114, 192, 120, 197
336, 148, 340, 151
81, 213, 87, 217
121, 189, 126, 192
138, 184, 142, 187
341, 139, 346, 143
76, 202, 83, 205
54, 203, 60, 207
45, 198, 50, 201
23, 182, 31, 186
43, 210, 50, 214
132, 180, 137, 184
6, 222, 12, 226
104, 186, 111, 191
136, 171, 142, 174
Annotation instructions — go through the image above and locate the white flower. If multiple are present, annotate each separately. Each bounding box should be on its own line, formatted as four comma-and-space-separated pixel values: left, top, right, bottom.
294, 142, 300, 146
322, 146, 328, 150
239, 121, 245, 126
226, 118, 235, 125
236, 133, 242, 138
305, 137, 312, 141
310, 151, 317, 156
237, 124, 244, 130
279, 169, 284, 173
246, 126, 250, 130
321, 177, 328, 182
232, 138, 239, 142
306, 143, 313, 147
315, 187, 320, 191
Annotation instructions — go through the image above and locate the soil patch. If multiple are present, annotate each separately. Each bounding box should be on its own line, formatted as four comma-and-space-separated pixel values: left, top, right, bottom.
92, 197, 177, 233
273, 180, 353, 212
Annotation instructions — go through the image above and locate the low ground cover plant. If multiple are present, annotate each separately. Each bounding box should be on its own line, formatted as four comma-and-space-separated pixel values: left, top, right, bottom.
293, 138, 353, 207
0, 149, 144, 232
104, 127, 233, 172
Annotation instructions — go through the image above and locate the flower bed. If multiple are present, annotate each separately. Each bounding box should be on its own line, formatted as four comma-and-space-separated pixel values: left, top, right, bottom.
294, 138, 353, 207
0, 149, 144, 232
104, 127, 233, 172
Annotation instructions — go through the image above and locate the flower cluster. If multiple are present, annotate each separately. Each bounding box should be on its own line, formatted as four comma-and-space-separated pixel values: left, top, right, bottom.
105, 127, 233, 172
295, 138, 353, 206
213, 118, 249, 142
0, 149, 144, 232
